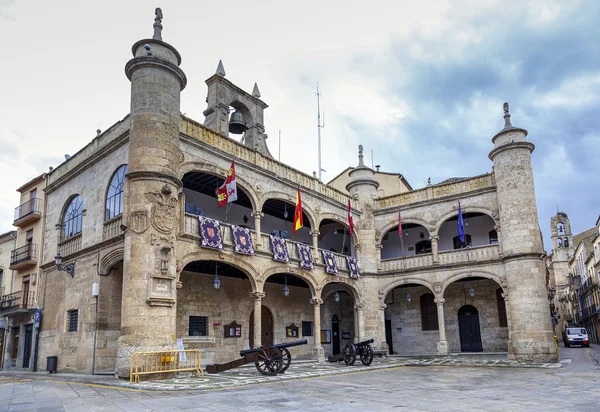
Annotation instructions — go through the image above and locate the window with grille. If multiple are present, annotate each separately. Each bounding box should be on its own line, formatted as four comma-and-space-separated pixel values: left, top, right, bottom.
496, 288, 508, 327
105, 165, 128, 221
67, 309, 78, 332
302, 321, 313, 336
189, 316, 208, 337
62, 195, 84, 241
420, 293, 439, 331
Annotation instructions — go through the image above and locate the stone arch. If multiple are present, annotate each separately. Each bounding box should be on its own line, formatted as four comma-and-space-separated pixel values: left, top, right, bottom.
230, 100, 256, 129
178, 250, 259, 293
380, 277, 436, 301
320, 279, 361, 303
179, 161, 259, 211
99, 247, 124, 275
259, 191, 317, 230
440, 270, 505, 297
317, 212, 359, 245
261, 266, 318, 297
377, 216, 433, 244
435, 207, 498, 235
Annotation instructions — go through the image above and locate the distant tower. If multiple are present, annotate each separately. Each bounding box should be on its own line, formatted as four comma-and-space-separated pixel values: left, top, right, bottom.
489, 103, 556, 362
549, 211, 574, 332
202, 63, 272, 157
117, 8, 187, 378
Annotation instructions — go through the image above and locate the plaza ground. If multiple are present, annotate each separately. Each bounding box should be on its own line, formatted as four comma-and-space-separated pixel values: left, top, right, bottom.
1, 343, 599, 411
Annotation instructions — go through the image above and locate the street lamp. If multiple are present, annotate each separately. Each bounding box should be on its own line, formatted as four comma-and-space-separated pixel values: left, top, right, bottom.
406, 292, 412, 303
469, 287, 475, 297
283, 275, 290, 297
55, 252, 75, 278
334, 292, 341, 302
213, 263, 221, 289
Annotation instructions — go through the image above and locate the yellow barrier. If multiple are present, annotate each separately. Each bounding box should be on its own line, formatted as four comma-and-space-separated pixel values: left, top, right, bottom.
130, 349, 204, 383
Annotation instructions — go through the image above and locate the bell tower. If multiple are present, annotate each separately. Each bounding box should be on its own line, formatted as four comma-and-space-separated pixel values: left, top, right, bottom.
117, 8, 187, 377
202, 63, 272, 157
489, 103, 556, 362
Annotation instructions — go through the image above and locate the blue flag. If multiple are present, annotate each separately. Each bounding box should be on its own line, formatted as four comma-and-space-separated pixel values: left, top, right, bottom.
458, 201, 465, 243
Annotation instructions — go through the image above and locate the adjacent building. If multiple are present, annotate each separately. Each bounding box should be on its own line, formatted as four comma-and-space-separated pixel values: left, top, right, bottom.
0, 230, 17, 367
1, 174, 46, 370
14, 9, 558, 377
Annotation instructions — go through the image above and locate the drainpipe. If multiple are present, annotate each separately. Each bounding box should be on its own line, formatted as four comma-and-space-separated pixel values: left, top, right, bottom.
9, 233, 16, 294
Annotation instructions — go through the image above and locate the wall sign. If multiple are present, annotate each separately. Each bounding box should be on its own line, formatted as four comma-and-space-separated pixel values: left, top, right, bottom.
224, 321, 242, 338
286, 323, 299, 338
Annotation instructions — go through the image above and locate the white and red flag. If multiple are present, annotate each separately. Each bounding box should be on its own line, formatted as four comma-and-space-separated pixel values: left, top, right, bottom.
347, 199, 354, 235
217, 160, 238, 207
398, 211, 403, 237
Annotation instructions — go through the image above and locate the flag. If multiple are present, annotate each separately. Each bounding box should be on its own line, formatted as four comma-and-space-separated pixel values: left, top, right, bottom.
458, 201, 465, 243
293, 186, 303, 233
217, 160, 237, 207
398, 211, 403, 237
347, 199, 354, 235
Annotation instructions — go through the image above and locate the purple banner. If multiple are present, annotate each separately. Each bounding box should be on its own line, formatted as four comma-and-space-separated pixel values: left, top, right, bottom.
346, 256, 360, 279
198, 216, 223, 249
270, 235, 290, 263
231, 225, 255, 255
320, 250, 339, 275
296, 243, 314, 269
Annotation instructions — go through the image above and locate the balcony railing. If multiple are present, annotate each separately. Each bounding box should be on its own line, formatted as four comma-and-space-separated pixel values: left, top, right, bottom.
10, 243, 38, 268
438, 244, 500, 265
103, 216, 123, 241
0, 291, 36, 314
58, 234, 82, 257
182, 213, 350, 273
380, 253, 434, 272
14, 198, 43, 224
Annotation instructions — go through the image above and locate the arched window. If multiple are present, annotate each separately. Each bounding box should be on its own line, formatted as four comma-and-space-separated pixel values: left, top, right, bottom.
557, 238, 562, 248
563, 237, 569, 248
489, 230, 498, 244
496, 288, 508, 327
415, 240, 432, 255
420, 293, 438, 331
453, 235, 472, 249
105, 165, 128, 221
557, 222, 565, 235
62, 195, 84, 241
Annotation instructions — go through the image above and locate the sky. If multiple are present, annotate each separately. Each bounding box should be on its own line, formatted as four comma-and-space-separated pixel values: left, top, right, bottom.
0, 0, 598, 251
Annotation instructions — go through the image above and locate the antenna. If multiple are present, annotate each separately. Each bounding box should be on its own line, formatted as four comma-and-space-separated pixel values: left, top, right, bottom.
316, 83, 326, 181
371, 150, 374, 169
279, 130, 281, 161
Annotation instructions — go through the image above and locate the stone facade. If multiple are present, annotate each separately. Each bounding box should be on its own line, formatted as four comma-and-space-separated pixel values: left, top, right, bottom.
32, 9, 556, 377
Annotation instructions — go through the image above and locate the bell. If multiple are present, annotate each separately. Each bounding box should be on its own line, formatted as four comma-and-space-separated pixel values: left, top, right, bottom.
228, 109, 246, 134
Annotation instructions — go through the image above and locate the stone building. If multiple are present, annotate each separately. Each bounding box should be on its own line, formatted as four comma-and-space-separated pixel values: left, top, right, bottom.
33, 9, 555, 377
1, 174, 46, 370
0, 230, 17, 367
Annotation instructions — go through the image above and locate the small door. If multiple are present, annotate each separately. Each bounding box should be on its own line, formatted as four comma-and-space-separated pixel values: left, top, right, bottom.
23, 325, 33, 369
332, 315, 340, 355
458, 305, 483, 352
249, 306, 274, 348
385, 319, 394, 354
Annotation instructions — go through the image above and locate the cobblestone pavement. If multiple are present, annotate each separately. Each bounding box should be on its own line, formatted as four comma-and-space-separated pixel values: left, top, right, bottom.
0, 344, 599, 411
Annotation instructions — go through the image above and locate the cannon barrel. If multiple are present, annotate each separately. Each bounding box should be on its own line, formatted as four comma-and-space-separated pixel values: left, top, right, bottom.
355, 338, 374, 347
239, 339, 308, 357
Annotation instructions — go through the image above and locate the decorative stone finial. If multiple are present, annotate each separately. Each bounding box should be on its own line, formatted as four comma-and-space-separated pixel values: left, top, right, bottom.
216, 60, 226, 76
252, 82, 261, 98
96, 129, 101, 136
427, 177, 431, 185
358, 145, 364, 166
503, 102, 512, 128
153, 8, 163, 41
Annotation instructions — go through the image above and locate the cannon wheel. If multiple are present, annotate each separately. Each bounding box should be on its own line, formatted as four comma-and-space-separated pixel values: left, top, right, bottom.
343, 344, 357, 366
255, 347, 283, 376
279, 348, 292, 373
360, 344, 374, 366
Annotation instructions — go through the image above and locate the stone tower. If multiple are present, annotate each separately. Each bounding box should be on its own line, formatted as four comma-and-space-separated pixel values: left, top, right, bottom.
346, 146, 385, 348
488, 103, 556, 362
116, 9, 187, 377
549, 211, 574, 332
202, 63, 272, 157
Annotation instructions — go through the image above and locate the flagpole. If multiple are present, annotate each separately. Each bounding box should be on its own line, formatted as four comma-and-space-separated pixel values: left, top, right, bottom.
400, 232, 406, 271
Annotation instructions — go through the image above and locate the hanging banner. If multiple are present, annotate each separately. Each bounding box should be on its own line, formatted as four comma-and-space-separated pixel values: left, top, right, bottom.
296, 243, 314, 269
321, 250, 339, 275
270, 235, 290, 262
231, 225, 255, 255
198, 216, 223, 249
346, 256, 360, 279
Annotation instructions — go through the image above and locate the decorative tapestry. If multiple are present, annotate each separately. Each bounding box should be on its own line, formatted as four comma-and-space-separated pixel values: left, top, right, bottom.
321, 250, 339, 275
270, 235, 290, 262
296, 243, 314, 269
198, 216, 223, 249
231, 225, 255, 255
346, 256, 360, 279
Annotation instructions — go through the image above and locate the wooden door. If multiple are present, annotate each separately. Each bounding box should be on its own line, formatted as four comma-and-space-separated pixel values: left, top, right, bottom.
385, 319, 394, 354
458, 305, 483, 352
23, 325, 33, 368
249, 306, 274, 348
332, 315, 340, 355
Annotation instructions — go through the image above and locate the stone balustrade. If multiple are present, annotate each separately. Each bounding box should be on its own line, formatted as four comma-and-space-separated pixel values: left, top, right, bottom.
437, 244, 500, 265
380, 253, 434, 272
103, 216, 123, 241
58, 234, 82, 257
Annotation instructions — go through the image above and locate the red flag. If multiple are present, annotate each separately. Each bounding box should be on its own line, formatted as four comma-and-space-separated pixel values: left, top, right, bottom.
293, 186, 303, 233
347, 199, 354, 235
398, 211, 403, 237
217, 160, 237, 207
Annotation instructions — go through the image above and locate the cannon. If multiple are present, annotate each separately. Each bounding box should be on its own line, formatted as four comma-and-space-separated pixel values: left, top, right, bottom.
206, 339, 307, 376
328, 338, 374, 366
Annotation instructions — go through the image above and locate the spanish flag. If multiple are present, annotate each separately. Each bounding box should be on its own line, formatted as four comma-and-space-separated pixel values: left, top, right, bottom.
293, 186, 303, 233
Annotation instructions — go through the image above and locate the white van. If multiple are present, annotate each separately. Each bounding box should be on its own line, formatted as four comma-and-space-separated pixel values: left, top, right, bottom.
563, 328, 589, 347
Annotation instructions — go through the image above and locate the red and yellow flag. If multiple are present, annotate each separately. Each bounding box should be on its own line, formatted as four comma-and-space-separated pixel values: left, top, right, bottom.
293, 186, 303, 233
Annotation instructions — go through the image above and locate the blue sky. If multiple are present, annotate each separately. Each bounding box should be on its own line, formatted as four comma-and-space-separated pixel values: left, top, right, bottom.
0, 0, 597, 250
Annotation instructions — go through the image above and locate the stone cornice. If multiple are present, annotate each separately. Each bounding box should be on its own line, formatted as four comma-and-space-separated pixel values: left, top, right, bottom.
39, 235, 124, 271
125, 55, 187, 90
488, 141, 535, 161
491, 126, 528, 144
501, 252, 545, 263
374, 258, 504, 276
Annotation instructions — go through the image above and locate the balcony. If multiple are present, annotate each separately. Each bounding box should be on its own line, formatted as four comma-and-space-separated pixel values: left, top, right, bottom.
0, 291, 36, 315
13, 198, 43, 228
9, 244, 38, 270
182, 213, 351, 275
103, 215, 123, 241
58, 234, 82, 257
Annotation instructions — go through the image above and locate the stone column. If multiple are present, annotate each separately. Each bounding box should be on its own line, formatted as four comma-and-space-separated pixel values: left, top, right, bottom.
495, 225, 503, 257
502, 292, 512, 349
435, 297, 448, 354
431, 235, 439, 264
253, 211, 263, 247
310, 297, 325, 362
250, 291, 265, 348
355, 302, 365, 341
353, 306, 359, 343
311, 230, 320, 256
380, 304, 388, 353
3, 326, 12, 370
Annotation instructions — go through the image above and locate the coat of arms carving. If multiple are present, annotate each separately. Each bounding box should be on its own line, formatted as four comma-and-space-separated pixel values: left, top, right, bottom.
146, 192, 178, 234
130, 210, 149, 234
